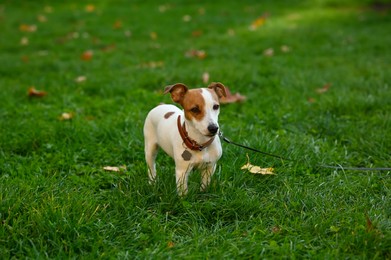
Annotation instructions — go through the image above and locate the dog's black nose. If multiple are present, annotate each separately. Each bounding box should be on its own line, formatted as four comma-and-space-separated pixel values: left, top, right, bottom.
208, 124, 219, 135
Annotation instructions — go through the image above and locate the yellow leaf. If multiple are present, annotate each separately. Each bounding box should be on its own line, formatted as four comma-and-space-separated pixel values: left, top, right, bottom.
150, 32, 158, 40
59, 112, 74, 121
103, 166, 127, 172
249, 14, 269, 30
241, 154, 275, 175
28, 87, 47, 97
85, 4, 96, 12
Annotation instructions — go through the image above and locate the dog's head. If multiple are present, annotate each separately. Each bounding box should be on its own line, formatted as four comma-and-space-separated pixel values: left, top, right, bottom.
164, 82, 227, 137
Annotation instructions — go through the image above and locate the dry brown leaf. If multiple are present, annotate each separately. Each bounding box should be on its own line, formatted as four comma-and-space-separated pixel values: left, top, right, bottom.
220, 86, 246, 104
28, 87, 47, 97
101, 44, 116, 52
113, 20, 122, 29
19, 24, 37, 32
241, 154, 274, 175
103, 165, 127, 172
21, 55, 30, 63
167, 241, 175, 248
85, 4, 96, 12
366, 214, 374, 232
192, 30, 203, 37
316, 83, 331, 94
185, 49, 207, 59
81, 50, 93, 61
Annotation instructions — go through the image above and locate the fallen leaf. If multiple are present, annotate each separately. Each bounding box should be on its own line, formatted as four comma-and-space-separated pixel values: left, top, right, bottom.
28, 87, 47, 97
263, 48, 274, 57
81, 50, 93, 61
192, 30, 203, 37
37, 14, 47, 23
20, 37, 29, 46
316, 83, 331, 94
220, 86, 246, 104
21, 55, 29, 63
75, 75, 87, 83
271, 226, 281, 234
365, 214, 374, 232
158, 5, 170, 13
124, 30, 132, 37
202, 72, 210, 84
138, 61, 164, 69
19, 24, 37, 32
103, 165, 127, 172
183, 15, 192, 22
44, 6, 53, 13
167, 241, 175, 248
249, 13, 269, 30
185, 49, 207, 59
101, 44, 116, 52
85, 4, 96, 12
113, 20, 122, 29
241, 154, 274, 175
59, 112, 74, 121
280, 45, 291, 53
227, 29, 235, 36
150, 32, 158, 40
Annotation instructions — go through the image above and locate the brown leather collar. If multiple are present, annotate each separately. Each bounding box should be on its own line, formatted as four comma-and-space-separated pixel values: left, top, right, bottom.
177, 115, 215, 151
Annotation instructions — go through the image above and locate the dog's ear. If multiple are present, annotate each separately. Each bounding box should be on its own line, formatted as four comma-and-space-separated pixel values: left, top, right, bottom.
164, 83, 188, 103
208, 82, 227, 99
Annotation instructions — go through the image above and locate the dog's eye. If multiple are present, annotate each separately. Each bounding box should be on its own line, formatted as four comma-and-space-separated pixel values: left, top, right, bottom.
190, 107, 201, 114
213, 104, 220, 110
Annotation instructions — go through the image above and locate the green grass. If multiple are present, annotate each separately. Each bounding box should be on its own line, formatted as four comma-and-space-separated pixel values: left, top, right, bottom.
1, 0, 390, 258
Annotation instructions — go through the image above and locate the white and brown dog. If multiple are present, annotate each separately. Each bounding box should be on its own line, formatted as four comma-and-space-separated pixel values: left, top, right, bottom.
143, 82, 227, 196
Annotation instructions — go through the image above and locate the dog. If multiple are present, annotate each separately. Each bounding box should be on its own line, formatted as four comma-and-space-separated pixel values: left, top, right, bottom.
143, 82, 227, 196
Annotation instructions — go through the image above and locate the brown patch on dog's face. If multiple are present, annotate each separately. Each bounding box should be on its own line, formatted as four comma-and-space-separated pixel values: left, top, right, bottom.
182, 89, 205, 121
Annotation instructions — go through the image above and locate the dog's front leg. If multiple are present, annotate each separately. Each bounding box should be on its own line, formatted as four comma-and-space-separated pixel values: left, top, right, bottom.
200, 163, 216, 192
175, 162, 193, 196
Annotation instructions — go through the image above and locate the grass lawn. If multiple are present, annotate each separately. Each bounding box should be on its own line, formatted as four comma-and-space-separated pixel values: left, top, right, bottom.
1, 0, 390, 258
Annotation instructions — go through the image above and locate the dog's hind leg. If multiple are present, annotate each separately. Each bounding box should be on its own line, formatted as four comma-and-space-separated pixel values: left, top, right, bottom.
144, 118, 159, 184
145, 141, 158, 184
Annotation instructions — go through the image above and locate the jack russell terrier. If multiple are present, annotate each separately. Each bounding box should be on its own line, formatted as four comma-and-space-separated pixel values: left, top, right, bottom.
144, 82, 227, 196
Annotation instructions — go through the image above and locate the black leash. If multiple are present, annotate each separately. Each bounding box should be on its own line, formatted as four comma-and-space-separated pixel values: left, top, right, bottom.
219, 132, 391, 172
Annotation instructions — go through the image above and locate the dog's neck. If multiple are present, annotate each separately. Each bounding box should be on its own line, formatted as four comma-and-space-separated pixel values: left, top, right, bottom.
177, 115, 215, 151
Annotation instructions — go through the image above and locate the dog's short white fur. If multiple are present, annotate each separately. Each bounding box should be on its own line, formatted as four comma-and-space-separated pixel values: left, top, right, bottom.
144, 82, 227, 195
